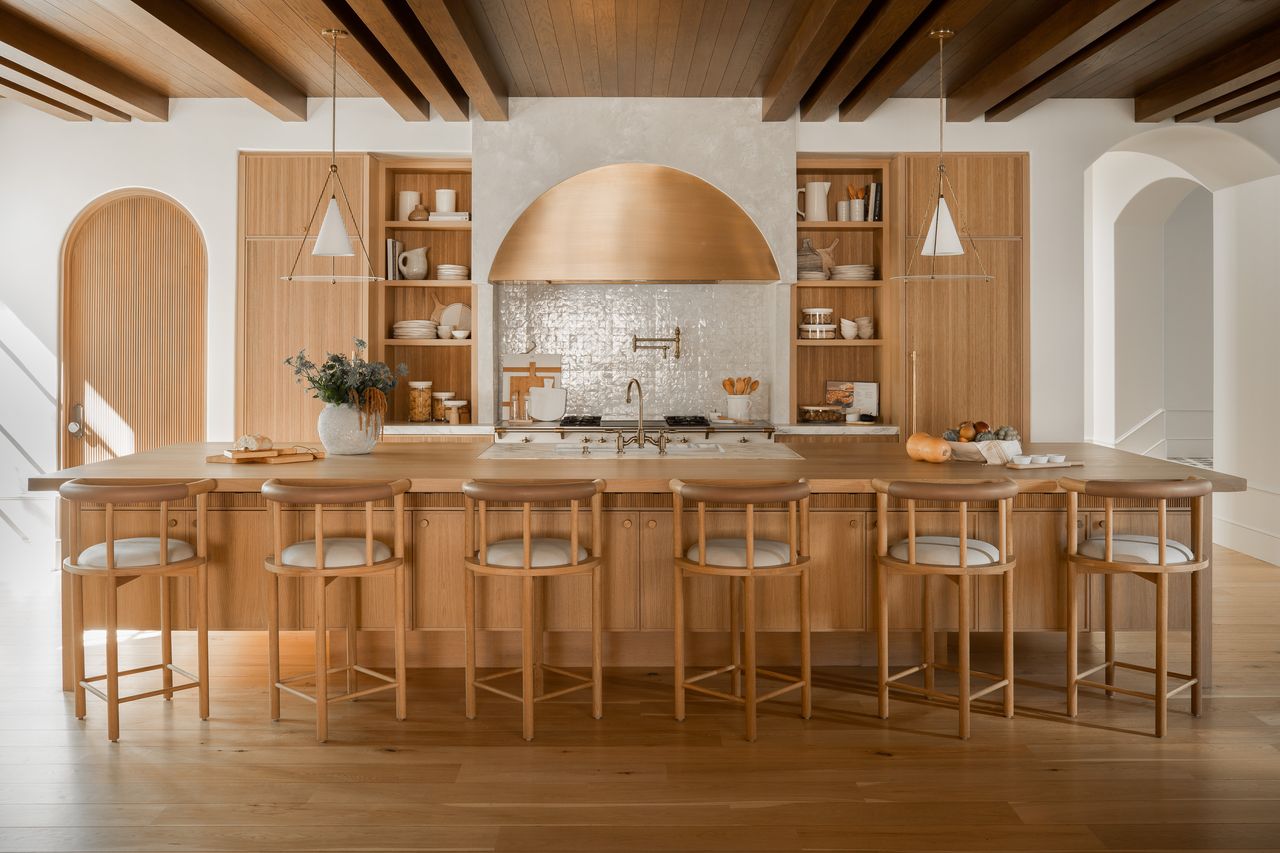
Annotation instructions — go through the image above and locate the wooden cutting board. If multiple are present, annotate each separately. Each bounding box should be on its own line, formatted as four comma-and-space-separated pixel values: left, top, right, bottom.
205, 447, 326, 464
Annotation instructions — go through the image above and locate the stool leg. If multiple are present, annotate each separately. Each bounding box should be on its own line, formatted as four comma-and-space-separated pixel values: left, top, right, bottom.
921, 574, 934, 693
730, 575, 742, 698
71, 573, 86, 720
1003, 568, 1015, 718
800, 567, 812, 720
533, 576, 545, 696
106, 577, 120, 742
394, 564, 407, 722
196, 564, 209, 722
591, 563, 603, 720
267, 573, 281, 721
1066, 563, 1078, 718
521, 574, 535, 741
1156, 574, 1168, 738
1104, 574, 1116, 698
346, 578, 358, 696
160, 575, 173, 700
876, 562, 889, 720
1191, 570, 1202, 717
673, 564, 686, 722
464, 569, 476, 720
743, 573, 757, 743
315, 576, 328, 743
958, 574, 971, 740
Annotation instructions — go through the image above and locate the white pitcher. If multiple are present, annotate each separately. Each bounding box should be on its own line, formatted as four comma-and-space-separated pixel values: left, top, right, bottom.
397, 246, 429, 280
797, 181, 832, 222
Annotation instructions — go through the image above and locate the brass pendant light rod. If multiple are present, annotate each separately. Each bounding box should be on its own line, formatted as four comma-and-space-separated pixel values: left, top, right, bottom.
282, 28, 383, 284
896, 28, 992, 283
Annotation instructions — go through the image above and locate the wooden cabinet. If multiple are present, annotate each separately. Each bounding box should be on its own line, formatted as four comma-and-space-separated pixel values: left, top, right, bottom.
905, 154, 1027, 239
240, 153, 366, 238
204, 507, 288, 631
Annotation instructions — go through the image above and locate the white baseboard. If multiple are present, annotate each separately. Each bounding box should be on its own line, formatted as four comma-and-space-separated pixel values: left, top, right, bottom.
1214, 517, 1280, 566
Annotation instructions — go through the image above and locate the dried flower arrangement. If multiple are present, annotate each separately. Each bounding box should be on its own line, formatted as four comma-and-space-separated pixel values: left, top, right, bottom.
285, 339, 407, 437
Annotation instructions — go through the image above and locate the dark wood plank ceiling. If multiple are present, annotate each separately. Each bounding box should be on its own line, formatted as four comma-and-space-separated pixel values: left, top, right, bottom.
0, 0, 1277, 124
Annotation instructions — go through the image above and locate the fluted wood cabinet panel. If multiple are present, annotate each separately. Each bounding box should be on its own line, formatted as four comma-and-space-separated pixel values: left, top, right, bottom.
62, 192, 207, 468
240, 153, 367, 238
904, 154, 1028, 239
239, 240, 367, 440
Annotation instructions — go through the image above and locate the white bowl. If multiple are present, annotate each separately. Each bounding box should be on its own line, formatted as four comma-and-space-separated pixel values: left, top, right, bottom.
436, 325, 454, 339
1030, 455, 1049, 464
1011, 455, 1032, 465
1047, 454, 1067, 463
451, 329, 471, 339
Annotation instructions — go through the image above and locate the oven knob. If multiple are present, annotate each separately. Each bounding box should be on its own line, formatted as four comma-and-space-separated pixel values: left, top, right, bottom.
597, 437, 607, 444
581, 436, 592, 444
679, 436, 689, 444
521, 436, 531, 443
739, 436, 750, 444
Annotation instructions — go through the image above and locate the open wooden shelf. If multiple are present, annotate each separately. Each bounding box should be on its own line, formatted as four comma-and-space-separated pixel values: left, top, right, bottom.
797, 221, 883, 230
385, 338, 472, 347
792, 280, 885, 288
795, 339, 882, 347
385, 220, 471, 230
382, 279, 475, 288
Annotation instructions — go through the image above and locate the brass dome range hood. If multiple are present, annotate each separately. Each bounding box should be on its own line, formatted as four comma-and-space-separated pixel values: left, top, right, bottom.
488, 163, 779, 284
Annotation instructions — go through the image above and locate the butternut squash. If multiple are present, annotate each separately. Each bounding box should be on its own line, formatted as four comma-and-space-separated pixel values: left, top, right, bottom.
906, 432, 953, 463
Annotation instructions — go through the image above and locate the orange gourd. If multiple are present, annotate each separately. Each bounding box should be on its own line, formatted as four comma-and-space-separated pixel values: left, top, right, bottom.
906, 432, 953, 463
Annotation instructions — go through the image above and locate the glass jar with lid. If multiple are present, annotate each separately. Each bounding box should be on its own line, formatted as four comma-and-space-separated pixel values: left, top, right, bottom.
431, 391, 455, 422
407, 381, 433, 422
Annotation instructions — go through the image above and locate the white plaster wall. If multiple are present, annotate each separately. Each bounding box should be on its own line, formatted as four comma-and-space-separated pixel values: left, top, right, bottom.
1163, 188, 1213, 459
1213, 176, 1280, 563
472, 98, 794, 423
0, 97, 468, 502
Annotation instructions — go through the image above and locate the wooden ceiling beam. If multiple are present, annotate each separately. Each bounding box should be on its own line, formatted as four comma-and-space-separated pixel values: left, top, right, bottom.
119, 0, 307, 121
800, 0, 930, 122
0, 75, 90, 121
346, 0, 469, 120
984, 0, 1194, 123
1176, 70, 1280, 122
1214, 88, 1280, 123
839, 0, 993, 122
0, 6, 168, 121
407, 0, 508, 120
0, 56, 129, 121
1134, 23, 1280, 122
761, 0, 870, 121
946, 0, 1158, 122
289, 0, 431, 121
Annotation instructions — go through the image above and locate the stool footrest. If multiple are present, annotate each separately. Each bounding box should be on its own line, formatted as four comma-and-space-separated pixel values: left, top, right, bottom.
534, 680, 594, 702
276, 679, 398, 706
475, 667, 523, 684
757, 680, 806, 703
539, 664, 593, 684
969, 679, 1011, 701
1076, 678, 1155, 701
886, 663, 928, 684
685, 664, 737, 686
931, 662, 1007, 682
473, 680, 524, 703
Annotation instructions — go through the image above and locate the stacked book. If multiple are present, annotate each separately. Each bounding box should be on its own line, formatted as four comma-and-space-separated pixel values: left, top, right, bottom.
428, 211, 470, 222
864, 182, 883, 222
384, 238, 403, 280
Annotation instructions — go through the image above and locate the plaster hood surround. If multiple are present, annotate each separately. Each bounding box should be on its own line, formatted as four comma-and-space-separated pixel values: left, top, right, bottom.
488, 163, 779, 283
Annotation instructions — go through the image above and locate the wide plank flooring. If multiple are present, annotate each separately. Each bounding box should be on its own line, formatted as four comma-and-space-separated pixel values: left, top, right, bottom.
2, 547, 1278, 852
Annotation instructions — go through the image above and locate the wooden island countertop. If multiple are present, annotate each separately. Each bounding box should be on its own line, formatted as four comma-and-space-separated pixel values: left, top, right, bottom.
28, 441, 1247, 494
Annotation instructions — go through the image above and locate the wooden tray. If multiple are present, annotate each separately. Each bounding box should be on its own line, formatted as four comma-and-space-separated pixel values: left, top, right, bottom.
1005, 460, 1082, 470
206, 447, 326, 465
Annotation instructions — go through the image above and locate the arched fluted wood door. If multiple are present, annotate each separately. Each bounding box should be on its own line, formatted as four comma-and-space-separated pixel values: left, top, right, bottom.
60, 190, 207, 468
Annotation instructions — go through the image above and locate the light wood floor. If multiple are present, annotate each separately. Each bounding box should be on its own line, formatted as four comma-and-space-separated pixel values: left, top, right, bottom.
3, 548, 1279, 852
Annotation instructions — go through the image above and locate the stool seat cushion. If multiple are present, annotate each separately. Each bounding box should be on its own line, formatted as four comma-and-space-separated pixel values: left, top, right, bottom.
483, 538, 590, 568
76, 537, 196, 568
888, 535, 1001, 567
281, 537, 391, 569
1079, 533, 1196, 565
685, 538, 793, 568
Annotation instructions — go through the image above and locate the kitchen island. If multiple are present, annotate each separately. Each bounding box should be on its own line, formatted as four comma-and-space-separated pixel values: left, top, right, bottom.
34, 442, 1244, 690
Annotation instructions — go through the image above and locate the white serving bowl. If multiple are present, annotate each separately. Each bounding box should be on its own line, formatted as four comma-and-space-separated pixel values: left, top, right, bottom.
451, 329, 471, 339
1030, 455, 1049, 464
1011, 455, 1032, 465
1047, 453, 1066, 463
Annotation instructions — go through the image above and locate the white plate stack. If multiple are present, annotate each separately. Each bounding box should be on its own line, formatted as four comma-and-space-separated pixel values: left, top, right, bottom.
392, 319, 438, 339
797, 270, 828, 281
436, 264, 469, 281
831, 264, 876, 280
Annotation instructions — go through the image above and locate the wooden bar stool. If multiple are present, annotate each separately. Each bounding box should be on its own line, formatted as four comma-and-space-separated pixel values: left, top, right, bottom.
671, 479, 811, 742
462, 479, 606, 741
262, 478, 410, 743
60, 478, 215, 742
874, 478, 1018, 740
1063, 476, 1210, 737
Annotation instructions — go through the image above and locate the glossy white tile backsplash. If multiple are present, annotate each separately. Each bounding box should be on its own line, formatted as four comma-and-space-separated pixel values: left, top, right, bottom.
497, 282, 773, 418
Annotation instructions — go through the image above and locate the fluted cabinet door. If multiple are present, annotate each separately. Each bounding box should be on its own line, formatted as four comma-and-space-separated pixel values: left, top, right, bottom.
61, 191, 206, 467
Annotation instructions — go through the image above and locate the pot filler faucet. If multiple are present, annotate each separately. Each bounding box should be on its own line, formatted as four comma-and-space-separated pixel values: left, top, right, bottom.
617, 378, 669, 455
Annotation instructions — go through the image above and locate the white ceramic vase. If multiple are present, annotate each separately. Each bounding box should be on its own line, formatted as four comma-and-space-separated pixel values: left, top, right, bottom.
726, 394, 751, 421
317, 403, 377, 455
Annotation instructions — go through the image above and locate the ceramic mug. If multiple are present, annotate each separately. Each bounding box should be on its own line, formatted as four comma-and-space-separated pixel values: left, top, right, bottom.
435, 188, 457, 213
836, 200, 851, 221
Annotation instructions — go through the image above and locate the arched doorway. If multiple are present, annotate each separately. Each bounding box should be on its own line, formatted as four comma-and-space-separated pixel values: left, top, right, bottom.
60, 190, 207, 467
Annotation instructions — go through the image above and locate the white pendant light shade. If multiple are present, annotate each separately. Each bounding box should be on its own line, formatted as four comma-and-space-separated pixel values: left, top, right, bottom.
312, 197, 354, 257
921, 195, 963, 256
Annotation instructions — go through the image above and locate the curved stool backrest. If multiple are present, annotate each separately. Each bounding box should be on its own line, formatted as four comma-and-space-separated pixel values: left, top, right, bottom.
462, 479, 606, 570
670, 479, 811, 572
1060, 476, 1210, 567
59, 478, 216, 572
262, 478, 410, 571
872, 478, 1018, 570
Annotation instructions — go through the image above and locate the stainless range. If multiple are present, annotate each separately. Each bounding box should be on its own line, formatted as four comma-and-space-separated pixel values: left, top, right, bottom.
494, 413, 775, 448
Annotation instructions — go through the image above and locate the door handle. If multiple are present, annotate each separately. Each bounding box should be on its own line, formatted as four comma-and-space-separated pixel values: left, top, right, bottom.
67, 403, 85, 439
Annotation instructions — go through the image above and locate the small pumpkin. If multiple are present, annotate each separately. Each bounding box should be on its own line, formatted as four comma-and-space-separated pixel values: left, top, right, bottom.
906, 432, 953, 463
